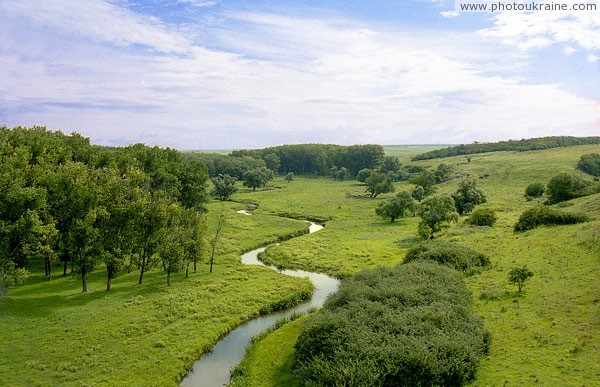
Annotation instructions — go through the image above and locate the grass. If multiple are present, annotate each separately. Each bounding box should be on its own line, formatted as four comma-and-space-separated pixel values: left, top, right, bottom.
2, 144, 599, 386
229, 144, 600, 386
0, 202, 313, 386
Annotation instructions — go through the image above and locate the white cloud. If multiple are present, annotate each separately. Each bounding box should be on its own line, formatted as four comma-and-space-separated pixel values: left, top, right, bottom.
0, 1, 597, 148
0, 0, 191, 53
440, 10, 460, 18
479, 0, 600, 52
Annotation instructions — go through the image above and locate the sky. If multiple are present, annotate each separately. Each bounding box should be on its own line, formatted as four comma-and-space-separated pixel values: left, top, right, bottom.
0, 0, 598, 149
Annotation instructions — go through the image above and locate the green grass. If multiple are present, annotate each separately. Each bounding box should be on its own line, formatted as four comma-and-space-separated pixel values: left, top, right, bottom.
2, 144, 599, 386
0, 202, 313, 386
229, 144, 600, 386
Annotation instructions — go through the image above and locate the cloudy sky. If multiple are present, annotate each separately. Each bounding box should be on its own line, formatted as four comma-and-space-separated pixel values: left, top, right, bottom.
0, 0, 598, 149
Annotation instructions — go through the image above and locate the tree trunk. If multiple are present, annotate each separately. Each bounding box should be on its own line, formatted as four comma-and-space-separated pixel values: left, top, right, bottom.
194, 260, 197, 273
185, 262, 189, 278
167, 271, 171, 286
138, 256, 146, 285
82, 269, 88, 293
106, 276, 112, 292
138, 243, 148, 285
63, 259, 68, 276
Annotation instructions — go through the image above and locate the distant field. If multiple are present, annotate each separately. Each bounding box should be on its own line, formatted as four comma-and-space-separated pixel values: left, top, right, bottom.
382, 144, 451, 161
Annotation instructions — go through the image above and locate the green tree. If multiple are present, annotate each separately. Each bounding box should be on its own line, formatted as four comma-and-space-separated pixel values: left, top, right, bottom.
452, 179, 487, 214
284, 172, 295, 183
576, 153, 600, 177
211, 174, 238, 200
70, 207, 108, 293
508, 265, 534, 293
525, 182, 546, 198
242, 167, 274, 190
546, 173, 590, 204
158, 206, 186, 286
375, 191, 416, 222
378, 156, 401, 175
411, 185, 426, 202
134, 192, 169, 285
417, 194, 459, 239
365, 172, 395, 198
356, 168, 375, 184
261, 152, 281, 173
409, 169, 437, 195
335, 167, 349, 182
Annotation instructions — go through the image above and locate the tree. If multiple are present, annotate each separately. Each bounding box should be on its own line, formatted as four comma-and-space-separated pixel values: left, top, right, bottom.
576, 153, 600, 176
508, 265, 534, 293
211, 174, 238, 201
375, 191, 416, 222
134, 191, 169, 285
546, 173, 590, 204
378, 156, 401, 175
434, 163, 452, 183
365, 172, 395, 198
411, 185, 426, 202
242, 167, 274, 190
409, 169, 437, 196
158, 206, 186, 286
284, 172, 295, 183
356, 168, 375, 184
261, 152, 281, 173
452, 179, 487, 214
209, 206, 226, 273
525, 182, 546, 198
335, 167, 348, 182
70, 207, 108, 293
417, 194, 459, 239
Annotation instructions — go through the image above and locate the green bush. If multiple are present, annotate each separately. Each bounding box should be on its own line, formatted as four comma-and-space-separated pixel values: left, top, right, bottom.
525, 182, 546, 198
514, 205, 588, 231
466, 207, 497, 227
294, 261, 491, 386
546, 173, 591, 204
404, 240, 490, 275
577, 153, 600, 177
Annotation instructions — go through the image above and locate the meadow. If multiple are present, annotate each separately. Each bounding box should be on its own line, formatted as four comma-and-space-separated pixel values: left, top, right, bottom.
1, 144, 598, 386
231, 144, 600, 386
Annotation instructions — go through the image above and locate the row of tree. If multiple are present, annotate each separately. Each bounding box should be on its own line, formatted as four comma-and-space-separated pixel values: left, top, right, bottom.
0, 126, 210, 294
412, 136, 600, 161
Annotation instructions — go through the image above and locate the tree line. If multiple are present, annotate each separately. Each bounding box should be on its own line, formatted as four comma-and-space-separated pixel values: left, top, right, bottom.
189, 144, 385, 177
0, 126, 210, 294
412, 136, 600, 161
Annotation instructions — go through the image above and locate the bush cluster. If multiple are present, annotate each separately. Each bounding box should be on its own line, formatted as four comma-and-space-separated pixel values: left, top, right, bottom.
466, 207, 497, 227
577, 153, 600, 177
294, 261, 491, 386
514, 205, 589, 231
525, 182, 546, 198
404, 240, 490, 275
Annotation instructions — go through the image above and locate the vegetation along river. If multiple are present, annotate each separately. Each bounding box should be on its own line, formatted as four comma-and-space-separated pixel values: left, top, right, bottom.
180, 222, 340, 387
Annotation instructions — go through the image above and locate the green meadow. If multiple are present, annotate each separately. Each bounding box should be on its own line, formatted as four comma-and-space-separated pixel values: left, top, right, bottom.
1, 144, 599, 386
232, 145, 600, 386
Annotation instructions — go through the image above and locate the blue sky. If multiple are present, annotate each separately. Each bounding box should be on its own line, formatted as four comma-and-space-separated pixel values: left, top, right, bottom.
0, 0, 598, 149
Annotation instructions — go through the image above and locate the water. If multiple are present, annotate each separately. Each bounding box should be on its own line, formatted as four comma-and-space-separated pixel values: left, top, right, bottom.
180, 223, 339, 387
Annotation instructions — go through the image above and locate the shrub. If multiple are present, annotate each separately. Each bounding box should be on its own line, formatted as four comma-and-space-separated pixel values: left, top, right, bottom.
452, 179, 487, 214
514, 205, 588, 231
546, 173, 591, 204
294, 261, 490, 386
466, 207, 497, 227
577, 153, 600, 177
525, 182, 546, 198
404, 239, 490, 275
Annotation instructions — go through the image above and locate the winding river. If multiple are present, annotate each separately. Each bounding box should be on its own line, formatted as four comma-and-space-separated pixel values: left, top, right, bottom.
180, 222, 340, 387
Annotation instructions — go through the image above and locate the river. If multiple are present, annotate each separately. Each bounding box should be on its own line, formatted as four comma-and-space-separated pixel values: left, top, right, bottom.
180, 222, 339, 387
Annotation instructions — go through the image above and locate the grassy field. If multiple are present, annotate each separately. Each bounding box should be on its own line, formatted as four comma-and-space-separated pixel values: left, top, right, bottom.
230, 144, 600, 386
1, 144, 598, 386
0, 201, 313, 386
